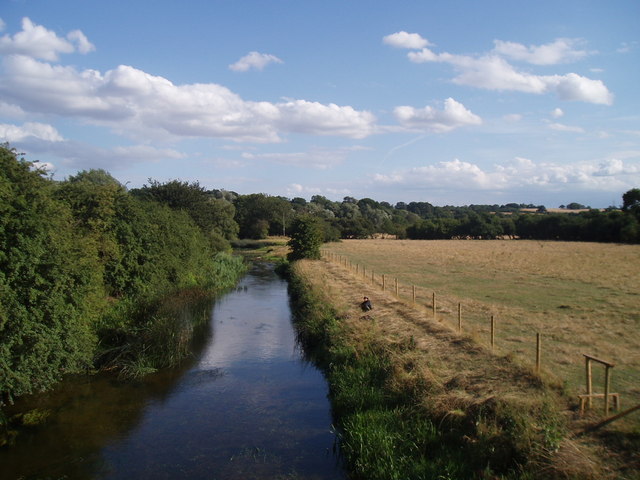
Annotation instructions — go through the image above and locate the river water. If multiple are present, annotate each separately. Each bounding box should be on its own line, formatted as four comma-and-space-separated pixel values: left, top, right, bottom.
1, 262, 345, 479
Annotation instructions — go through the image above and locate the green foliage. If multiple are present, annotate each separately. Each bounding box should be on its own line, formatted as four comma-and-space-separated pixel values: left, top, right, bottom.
132, 179, 238, 248
514, 209, 640, 243
0, 146, 245, 404
95, 253, 245, 374
0, 146, 101, 401
287, 215, 324, 260
233, 193, 292, 239
290, 191, 640, 243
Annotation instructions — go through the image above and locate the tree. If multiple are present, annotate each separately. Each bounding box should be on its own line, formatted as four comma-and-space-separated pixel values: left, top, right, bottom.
566, 202, 586, 210
287, 215, 323, 261
0, 146, 101, 401
234, 193, 292, 239
622, 188, 640, 212
132, 179, 238, 247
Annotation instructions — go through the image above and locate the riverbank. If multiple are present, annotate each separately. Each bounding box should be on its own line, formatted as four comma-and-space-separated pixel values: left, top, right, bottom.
287, 257, 609, 479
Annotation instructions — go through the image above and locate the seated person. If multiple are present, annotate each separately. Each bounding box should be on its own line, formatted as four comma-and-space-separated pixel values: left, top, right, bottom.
361, 296, 372, 311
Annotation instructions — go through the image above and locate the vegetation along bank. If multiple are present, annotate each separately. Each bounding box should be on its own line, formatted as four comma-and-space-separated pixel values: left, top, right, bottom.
0, 145, 245, 426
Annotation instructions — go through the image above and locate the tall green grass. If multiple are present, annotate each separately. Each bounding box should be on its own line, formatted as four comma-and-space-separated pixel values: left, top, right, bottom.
96, 252, 246, 377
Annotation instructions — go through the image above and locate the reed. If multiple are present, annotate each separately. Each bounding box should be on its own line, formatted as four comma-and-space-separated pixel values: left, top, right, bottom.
96, 252, 246, 377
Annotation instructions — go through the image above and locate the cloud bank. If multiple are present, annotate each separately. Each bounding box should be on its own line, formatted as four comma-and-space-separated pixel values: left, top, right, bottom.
387, 32, 613, 105
0, 18, 375, 143
372, 156, 640, 195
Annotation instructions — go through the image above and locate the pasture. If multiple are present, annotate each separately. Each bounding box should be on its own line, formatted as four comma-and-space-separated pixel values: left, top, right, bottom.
323, 239, 640, 427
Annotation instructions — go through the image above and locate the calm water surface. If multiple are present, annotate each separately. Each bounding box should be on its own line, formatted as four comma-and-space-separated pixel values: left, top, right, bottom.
2, 262, 345, 480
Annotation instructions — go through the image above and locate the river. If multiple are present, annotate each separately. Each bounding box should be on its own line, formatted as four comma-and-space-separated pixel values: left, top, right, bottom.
1, 262, 346, 479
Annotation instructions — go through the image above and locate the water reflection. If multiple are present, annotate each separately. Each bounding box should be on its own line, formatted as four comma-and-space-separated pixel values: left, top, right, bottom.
1, 262, 344, 480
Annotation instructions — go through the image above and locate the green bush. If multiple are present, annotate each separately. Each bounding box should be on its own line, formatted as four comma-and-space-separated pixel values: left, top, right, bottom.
0, 147, 102, 402
287, 215, 323, 260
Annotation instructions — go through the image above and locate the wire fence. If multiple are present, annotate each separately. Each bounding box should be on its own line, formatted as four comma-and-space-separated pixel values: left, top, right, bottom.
321, 249, 635, 422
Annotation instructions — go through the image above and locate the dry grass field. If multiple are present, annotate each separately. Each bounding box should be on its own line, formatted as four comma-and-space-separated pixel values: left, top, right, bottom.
322, 239, 640, 429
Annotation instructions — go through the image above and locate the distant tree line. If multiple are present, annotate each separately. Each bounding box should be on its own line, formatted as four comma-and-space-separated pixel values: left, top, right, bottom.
228, 192, 640, 244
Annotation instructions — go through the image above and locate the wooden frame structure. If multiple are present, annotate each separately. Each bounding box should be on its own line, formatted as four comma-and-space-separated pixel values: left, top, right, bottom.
580, 354, 619, 415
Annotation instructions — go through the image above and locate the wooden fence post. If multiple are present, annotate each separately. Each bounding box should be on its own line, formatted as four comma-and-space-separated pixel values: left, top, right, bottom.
490, 315, 495, 350
458, 303, 462, 332
586, 356, 592, 409
395, 278, 398, 296
605, 365, 612, 415
432, 292, 436, 320
382, 274, 386, 291
412, 285, 416, 304
536, 333, 541, 373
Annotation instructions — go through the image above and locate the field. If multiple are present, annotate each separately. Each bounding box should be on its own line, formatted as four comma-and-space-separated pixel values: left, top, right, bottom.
322, 239, 640, 428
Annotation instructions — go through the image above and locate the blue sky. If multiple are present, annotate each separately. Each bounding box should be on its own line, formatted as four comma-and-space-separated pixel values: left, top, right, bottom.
0, 0, 638, 207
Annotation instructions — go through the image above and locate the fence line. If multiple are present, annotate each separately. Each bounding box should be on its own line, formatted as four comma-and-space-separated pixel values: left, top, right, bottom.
320, 249, 626, 418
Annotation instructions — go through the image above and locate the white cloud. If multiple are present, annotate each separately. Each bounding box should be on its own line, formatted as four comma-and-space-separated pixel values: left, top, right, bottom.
383, 31, 430, 49
242, 146, 354, 169
393, 98, 482, 133
548, 122, 584, 133
492, 38, 589, 65
551, 73, 613, 104
0, 17, 94, 61
594, 158, 626, 176
374, 158, 496, 189
66, 29, 96, 55
276, 100, 376, 138
372, 156, 640, 195
17, 136, 186, 172
0, 18, 5, 32
617, 41, 637, 54
0, 121, 64, 142
286, 183, 322, 196
229, 51, 283, 72
551, 108, 564, 118
0, 101, 26, 117
289, 183, 304, 193
403, 40, 613, 105
503, 113, 522, 122
0, 57, 377, 142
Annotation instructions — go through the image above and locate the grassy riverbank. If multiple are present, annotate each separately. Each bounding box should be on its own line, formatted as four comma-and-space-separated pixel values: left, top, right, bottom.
287, 257, 609, 479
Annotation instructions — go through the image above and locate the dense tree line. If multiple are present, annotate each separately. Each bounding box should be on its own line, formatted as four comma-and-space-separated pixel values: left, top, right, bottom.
229, 192, 639, 244
0, 146, 244, 405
